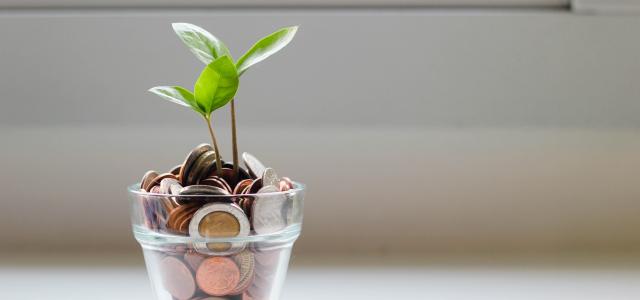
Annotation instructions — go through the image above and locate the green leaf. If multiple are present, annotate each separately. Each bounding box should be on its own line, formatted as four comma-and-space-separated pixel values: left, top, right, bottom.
148, 86, 204, 114
194, 55, 239, 115
172, 23, 231, 65
236, 26, 298, 76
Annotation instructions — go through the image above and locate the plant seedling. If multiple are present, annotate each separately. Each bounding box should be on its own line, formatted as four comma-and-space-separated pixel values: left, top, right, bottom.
170, 23, 298, 180
148, 55, 239, 176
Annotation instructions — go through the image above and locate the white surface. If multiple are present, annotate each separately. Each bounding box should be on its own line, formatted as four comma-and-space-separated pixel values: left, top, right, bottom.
2, 254, 640, 300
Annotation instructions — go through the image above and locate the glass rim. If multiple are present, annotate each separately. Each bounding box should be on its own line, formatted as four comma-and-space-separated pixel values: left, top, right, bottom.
127, 181, 306, 198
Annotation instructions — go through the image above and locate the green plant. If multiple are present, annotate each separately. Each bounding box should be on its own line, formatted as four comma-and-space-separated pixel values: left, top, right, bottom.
149, 23, 298, 178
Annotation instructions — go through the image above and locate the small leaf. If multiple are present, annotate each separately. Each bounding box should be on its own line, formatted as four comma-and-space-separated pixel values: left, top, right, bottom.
172, 23, 231, 65
194, 55, 239, 115
148, 86, 203, 114
236, 26, 298, 76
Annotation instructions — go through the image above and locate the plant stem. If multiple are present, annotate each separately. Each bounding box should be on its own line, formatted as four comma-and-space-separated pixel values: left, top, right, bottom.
204, 116, 223, 177
230, 98, 239, 181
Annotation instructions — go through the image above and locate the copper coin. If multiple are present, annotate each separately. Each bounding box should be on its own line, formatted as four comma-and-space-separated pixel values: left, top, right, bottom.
170, 164, 182, 175
247, 178, 263, 194
196, 257, 241, 296
233, 179, 253, 195
208, 168, 240, 189
147, 173, 178, 192
160, 256, 196, 300
201, 176, 233, 194
179, 144, 214, 185
278, 180, 290, 192
141, 170, 159, 191
175, 206, 200, 233
220, 162, 252, 183
281, 177, 294, 189
242, 152, 266, 179
241, 184, 252, 195
167, 204, 198, 233
187, 150, 217, 186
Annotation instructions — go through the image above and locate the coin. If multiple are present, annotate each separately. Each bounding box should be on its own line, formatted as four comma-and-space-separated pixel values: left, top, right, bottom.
160, 256, 196, 300
234, 179, 253, 195
281, 177, 294, 190
179, 144, 214, 185
247, 178, 263, 194
176, 206, 200, 233
147, 173, 178, 192
178, 185, 230, 205
212, 168, 245, 189
170, 164, 182, 175
170, 181, 184, 195
196, 257, 241, 296
184, 251, 206, 271
201, 176, 233, 194
180, 185, 230, 196
252, 185, 287, 235
221, 161, 250, 180
166, 203, 199, 234
260, 168, 279, 189
278, 180, 290, 192
141, 170, 159, 191
189, 203, 250, 255
242, 152, 266, 179
229, 251, 256, 295
159, 178, 180, 194
187, 150, 217, 185
189, 203, 250, 238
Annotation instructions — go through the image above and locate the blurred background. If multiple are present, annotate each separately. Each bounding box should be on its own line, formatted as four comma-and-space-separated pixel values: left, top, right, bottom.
1, 0, 640, 299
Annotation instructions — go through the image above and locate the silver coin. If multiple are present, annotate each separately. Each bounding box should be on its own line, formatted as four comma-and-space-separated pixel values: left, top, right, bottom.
242, 152, 266, 179
252, 185, 287, 235
261, 168, 279, 188
159, 178, 180, 194
169, 182, 184, 195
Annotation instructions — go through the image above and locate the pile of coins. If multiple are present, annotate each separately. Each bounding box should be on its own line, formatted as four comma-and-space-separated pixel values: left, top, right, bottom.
137, 144, 296, 299
139, 144, 295, 238
152, 243, 285, 300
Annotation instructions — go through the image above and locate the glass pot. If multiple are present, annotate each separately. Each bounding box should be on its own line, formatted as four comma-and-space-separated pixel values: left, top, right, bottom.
128, 183, 305, 300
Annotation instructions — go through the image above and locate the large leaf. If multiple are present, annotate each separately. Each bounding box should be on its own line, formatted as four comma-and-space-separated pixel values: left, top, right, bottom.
194, 55, 239, 115
172, 23, 231, 65
236, 26, 298, 76
148, 86, 203, 114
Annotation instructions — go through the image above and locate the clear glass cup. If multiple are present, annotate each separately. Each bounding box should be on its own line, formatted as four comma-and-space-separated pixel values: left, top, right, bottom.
128, 183, 305, 300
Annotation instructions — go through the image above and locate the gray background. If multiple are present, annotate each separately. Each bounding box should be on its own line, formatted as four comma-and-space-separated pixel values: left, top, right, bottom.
1, 3, 639, 255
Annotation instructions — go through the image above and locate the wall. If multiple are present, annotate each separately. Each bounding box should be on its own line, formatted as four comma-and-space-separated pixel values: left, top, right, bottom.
1, 9, 639, 254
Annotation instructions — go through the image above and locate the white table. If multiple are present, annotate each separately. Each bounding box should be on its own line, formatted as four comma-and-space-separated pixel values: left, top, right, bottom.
2, 254, 640, 300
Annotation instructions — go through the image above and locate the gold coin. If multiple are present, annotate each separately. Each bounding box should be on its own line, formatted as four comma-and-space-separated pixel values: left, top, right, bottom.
199, 211, 241, 237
